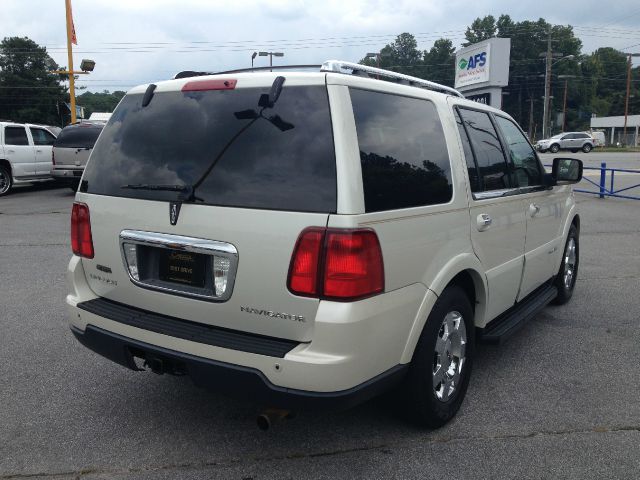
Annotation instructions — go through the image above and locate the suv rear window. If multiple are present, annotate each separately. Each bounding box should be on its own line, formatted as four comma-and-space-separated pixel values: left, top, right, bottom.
82, 85, 336, 213
54, 125, 103, 149
350, 88, 453, 212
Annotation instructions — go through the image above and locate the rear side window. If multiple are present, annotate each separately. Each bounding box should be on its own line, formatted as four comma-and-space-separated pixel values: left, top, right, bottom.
350, 88, 452, 212
457, 108, 511, 191
54, 126, 103, 149
4, 127, 29, 146
30, 128, 56, 146
454, 109, 481, 192
82, 85, 336, 213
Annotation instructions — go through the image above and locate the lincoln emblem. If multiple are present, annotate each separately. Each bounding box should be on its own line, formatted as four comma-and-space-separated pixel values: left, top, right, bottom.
169, 202, 181, 225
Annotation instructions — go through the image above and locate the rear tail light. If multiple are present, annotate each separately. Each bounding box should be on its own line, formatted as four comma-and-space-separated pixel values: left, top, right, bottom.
71, 202, 94, 258
288, 228, 384, 301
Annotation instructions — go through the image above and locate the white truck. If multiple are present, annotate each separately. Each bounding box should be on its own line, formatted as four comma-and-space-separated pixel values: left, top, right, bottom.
0, 122, 57, 196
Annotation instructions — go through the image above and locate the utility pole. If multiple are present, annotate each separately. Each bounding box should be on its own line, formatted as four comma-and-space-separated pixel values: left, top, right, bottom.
542, 30, 552, 140
562, 78, 568, 132
623, 53, 640, 145
528, 97, 534, 140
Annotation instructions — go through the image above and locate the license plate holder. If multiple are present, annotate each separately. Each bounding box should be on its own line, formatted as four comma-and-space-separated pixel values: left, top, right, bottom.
158, 249, 206, 288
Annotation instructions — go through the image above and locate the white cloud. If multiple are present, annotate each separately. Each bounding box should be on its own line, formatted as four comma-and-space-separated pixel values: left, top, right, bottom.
1, 0, 638, 92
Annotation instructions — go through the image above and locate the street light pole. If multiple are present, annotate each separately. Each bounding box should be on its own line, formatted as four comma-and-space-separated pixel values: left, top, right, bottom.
623, 53, 640, 144
251, 51, 257, 69
258, 51, 284, 72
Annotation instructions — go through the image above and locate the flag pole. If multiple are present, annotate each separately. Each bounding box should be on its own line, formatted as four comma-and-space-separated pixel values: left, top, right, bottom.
65, 0, 76, 124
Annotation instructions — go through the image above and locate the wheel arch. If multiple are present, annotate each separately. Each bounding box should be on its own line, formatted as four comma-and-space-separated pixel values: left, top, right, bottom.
0, 158, 11, 173
400, 255, 488, 363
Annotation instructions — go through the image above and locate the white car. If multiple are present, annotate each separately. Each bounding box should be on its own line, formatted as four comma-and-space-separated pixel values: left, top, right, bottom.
0, 122, 58, 196
66, 61, 583, 428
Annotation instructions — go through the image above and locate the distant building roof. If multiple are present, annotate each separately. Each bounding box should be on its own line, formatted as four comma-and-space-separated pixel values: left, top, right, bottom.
591, 115, 640, 128
88, 112, 112, 121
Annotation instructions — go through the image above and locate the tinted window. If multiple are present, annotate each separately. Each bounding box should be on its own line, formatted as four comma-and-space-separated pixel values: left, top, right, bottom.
454, 109, 481, 192
576, 133, 589, 139
54, 125, 103, 149
4, 127, 29, 146
458, 108, 511, 191
30, 128, 56, 146
350, 89, 452, 212
83, 86, 336, 213
495, 116, 542, 187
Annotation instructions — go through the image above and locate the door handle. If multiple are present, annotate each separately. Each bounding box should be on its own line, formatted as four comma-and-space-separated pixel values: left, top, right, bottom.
36, 149, 42, 153
529, 203, 540, 217
477, 213, 492, 231
7, 149, 15, 153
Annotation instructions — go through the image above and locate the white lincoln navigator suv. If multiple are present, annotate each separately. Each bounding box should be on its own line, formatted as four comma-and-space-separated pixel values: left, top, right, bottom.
66, 61, 582, 428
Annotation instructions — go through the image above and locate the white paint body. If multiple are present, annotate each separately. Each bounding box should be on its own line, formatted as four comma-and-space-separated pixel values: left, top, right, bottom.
66, 71, 577, 393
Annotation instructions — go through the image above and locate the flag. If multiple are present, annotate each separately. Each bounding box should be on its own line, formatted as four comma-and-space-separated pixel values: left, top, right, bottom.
68, 0, 78, 45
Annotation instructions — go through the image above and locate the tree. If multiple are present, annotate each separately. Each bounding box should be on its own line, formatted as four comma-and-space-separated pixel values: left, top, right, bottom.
423, 39, 456, 87
0, 37, 67, 125
359, 33, 423, 76
463, 15, 497, 46
77, 90, 126, 118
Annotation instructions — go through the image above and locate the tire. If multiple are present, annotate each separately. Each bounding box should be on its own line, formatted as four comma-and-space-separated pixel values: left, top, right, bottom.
549, 144, 560, 153
582, 143, 592, 153
404, 285, 474, 428
552, 224, 579, 305
0, 163, 13, 196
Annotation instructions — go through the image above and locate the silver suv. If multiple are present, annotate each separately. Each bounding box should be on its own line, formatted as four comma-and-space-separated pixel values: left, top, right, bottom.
51, 122, 105, 191
66, 61, 583, 428
536, 132, 594, 153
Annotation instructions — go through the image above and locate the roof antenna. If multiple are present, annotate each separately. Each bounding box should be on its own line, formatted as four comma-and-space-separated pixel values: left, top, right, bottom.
142, 84, 157, 107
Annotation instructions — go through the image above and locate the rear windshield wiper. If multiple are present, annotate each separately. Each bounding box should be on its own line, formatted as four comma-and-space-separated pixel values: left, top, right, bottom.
121, 183, 191, 192
121, 183, 203, 203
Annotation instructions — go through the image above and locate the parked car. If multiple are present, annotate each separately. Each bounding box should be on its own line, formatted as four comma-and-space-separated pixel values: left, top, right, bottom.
51, 122, 105, 191
535, 132, 594, 153
0, 121, 57, 196
66, 62, 583, 428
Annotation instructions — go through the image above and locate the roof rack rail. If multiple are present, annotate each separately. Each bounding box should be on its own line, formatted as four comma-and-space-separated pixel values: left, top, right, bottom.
320, 60, 464, 98
175, 65, 321, 79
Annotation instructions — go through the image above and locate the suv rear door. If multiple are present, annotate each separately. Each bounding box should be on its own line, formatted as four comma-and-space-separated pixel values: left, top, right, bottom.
454, 106, 526, 320
53, 124, 102, 169
76, 76, 336, 342
28, 126, 56, 176
493, 115, 566, 300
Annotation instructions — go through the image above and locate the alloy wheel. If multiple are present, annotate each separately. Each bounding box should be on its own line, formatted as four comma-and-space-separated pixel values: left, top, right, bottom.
433, 311, 467, 402
563, 237, 577, 290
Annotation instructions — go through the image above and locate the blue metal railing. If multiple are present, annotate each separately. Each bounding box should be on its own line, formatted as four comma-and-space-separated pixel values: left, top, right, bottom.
546, 162, 640, 200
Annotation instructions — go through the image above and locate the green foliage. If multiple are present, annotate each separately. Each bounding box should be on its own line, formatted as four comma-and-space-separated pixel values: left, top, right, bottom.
76, 90, 126, 118
423, 39, 456, 87
0, 36, 67, 125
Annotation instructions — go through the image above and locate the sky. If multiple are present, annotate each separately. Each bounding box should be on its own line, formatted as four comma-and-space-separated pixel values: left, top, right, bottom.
2, 0, 640, 92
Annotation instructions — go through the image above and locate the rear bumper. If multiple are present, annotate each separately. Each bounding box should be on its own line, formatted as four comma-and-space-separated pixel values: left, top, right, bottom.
51, 167, 83, 180
71, 323, 407, 411
66, 255, 428, 408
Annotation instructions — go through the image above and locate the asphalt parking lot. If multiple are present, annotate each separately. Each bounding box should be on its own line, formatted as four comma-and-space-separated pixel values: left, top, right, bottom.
1, 165, 639, 479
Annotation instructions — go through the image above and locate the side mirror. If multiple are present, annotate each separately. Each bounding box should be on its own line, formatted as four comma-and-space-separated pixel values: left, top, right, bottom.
552, 157, 583, 185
